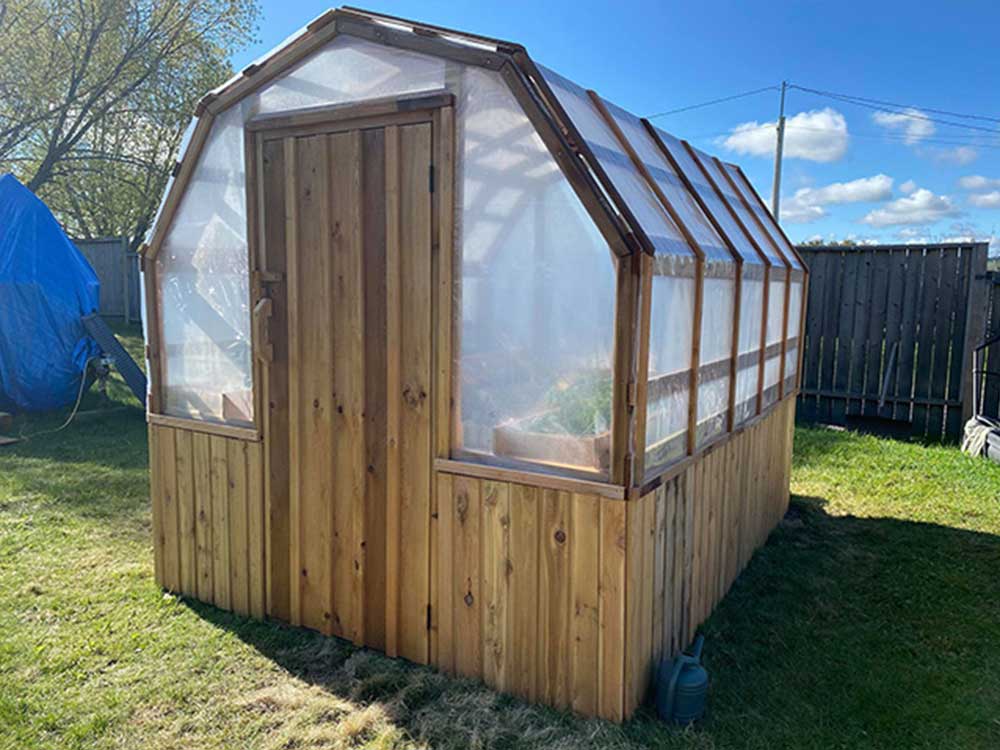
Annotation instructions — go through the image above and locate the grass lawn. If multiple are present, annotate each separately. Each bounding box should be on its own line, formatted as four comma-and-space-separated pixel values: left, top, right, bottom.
2, 321, 999, 749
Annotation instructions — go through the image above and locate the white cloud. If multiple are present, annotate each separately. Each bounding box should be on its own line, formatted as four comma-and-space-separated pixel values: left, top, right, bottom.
968, 191, 1000, 208
928, 146, 978, 165
719, 108, 848, 163
900, 179, 917, 194
872, 108, 935, 144
861, 188, 961, 227
958, 175, 1000, 190
781, 174, 893, 224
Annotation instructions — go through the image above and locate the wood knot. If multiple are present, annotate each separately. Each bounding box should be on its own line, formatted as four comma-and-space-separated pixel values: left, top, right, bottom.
464, 591, 474, 607
554, 529, 567, 545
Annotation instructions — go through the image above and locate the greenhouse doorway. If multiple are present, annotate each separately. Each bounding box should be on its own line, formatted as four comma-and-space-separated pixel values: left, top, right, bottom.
250, 96, 452, 659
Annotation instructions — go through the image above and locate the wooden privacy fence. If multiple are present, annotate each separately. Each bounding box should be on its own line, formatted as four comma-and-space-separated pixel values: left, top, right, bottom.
796, 242, 990, 441
978, 271, 1000, 420
74, 236, 141, 321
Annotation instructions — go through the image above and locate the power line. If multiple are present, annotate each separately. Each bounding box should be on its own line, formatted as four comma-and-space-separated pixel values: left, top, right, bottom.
645, 85, 779, 119
787, 84, 1000, 125
789, 84, 1000, 135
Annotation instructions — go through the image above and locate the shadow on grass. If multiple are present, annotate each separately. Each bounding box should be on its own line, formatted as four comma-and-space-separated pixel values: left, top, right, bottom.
180, 494, 1000, 749
0, 407, 149, 525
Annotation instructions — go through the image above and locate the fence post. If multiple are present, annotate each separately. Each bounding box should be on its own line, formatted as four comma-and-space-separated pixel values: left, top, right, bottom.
121, 237, 131, 324
960, 244, 990, 425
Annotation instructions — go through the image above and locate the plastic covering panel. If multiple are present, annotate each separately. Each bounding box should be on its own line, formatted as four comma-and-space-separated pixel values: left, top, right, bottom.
693, 150, 784, 267
652, 128, 763, 265
156, 36, 450, 425
784, 278, 803, 390
539, 66, 693, 257
763, 274, 786, 406
645, 255, 696, 472
697, 266, 735, 445
599, 100, 729, 260
156, 104, 253, 424
735, 272, 764, 424
455, 66, 616, 476
725, 164, 804, 271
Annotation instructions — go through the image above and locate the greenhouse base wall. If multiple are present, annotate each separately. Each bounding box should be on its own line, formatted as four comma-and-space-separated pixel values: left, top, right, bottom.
146, 398, 793, 722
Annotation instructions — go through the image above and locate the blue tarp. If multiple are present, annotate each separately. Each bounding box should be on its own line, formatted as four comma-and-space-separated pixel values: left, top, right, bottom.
0, 174, 100, 412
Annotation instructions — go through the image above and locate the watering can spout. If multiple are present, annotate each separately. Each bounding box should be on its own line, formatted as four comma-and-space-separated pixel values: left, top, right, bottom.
656, 635, 709, 725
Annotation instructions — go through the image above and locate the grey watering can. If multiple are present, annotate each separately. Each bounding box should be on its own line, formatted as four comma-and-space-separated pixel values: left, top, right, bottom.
656, 635, 708, 724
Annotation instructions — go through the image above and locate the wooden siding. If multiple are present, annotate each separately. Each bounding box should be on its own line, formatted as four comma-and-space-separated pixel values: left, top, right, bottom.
624, 397, 795, 714
147, 397, 793, 722
431, 472, 627, 721
148, 424, 266, 616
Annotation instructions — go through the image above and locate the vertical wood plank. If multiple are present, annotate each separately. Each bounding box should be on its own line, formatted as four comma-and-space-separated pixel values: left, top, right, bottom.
261, 136, 291, 622
598, 498, 626, 721
538, 489, 570, 708
893, 248, 922, 422
283, 136, 302, 627
328, 129, 366, 645
361, 127, 388, 652
247, 441, 266, 618
913, 248, 942, 437
434, 473, 455, 674
652, 484, 667, 667
510, 483, 539, 702
482, 481, 512, 692
227, 439, 250, 616
397, 122, 434, 663
209, 435, 231, 611
453, 476, 482, 678
148, 427, 166, 587
291, 133, 332, 633
384, 125, 402, 656
174, 430, 197, 595
569, 492, 600, 715
192, 433, 214, 603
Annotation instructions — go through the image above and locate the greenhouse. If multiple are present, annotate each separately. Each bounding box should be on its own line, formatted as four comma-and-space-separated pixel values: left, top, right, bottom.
141, 7, 806, 721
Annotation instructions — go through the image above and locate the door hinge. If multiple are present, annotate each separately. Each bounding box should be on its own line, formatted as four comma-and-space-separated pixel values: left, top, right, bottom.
426, 604, 432, 630
429, 164, 435, 194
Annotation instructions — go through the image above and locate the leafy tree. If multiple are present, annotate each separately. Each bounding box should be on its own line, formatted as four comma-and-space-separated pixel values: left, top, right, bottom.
0, 0, 259, 248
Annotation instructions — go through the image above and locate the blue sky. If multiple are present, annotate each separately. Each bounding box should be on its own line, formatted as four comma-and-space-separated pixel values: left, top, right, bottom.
235, 0, 1000, 252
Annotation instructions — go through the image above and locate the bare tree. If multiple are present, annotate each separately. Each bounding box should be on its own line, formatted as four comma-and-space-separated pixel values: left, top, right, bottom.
0, 0, 259, 247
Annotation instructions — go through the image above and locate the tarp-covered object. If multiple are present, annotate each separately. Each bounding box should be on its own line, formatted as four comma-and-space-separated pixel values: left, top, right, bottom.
0, 174, 100, 412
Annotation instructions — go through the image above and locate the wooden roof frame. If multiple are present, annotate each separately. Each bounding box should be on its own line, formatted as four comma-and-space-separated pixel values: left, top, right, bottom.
141, 6, 646, 264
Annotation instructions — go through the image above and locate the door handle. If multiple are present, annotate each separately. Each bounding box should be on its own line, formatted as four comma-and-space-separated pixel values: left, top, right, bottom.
253, 297, 274, 363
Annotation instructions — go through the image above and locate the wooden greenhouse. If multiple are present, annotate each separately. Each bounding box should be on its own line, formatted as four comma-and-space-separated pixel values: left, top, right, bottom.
140, 7, 806, 721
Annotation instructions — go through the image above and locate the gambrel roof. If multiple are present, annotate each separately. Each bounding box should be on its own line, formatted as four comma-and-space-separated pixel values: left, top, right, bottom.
145, 5, 805, 273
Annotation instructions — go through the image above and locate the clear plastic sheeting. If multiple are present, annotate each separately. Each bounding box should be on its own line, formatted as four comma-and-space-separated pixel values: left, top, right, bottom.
724, 163, 805, 272
696, 151, 784, 267
784, 278, 804, 391
697, 268, 734, 446
735, 271, 764, 424
645, 255, 696, 473
156, 104, 253, 424
654, 129, 753, 260
762, 274, 786, 406
454, 66, 616, 476
539, 66, 693, 257
599, 99, 730, 260
252, 36, 446, 115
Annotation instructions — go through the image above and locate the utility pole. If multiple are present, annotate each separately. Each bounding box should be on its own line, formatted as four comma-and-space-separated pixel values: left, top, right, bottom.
771, 80, 787, 219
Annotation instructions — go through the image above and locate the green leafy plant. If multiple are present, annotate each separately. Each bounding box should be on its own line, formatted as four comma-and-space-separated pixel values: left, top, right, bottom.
529, 369, 612, 436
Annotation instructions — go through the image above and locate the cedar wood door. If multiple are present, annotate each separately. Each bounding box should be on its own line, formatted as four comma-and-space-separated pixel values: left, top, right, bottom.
251, 103, 449, 664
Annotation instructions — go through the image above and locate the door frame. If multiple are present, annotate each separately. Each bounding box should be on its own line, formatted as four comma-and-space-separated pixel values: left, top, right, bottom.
243, 90, 457, 637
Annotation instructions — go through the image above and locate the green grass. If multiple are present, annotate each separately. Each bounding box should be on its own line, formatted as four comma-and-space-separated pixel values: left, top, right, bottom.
2, 321, 999, 749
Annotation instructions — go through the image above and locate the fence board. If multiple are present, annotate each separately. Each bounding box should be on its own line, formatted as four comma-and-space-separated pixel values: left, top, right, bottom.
797, 243, 990, 441
73, 237, 140, 320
